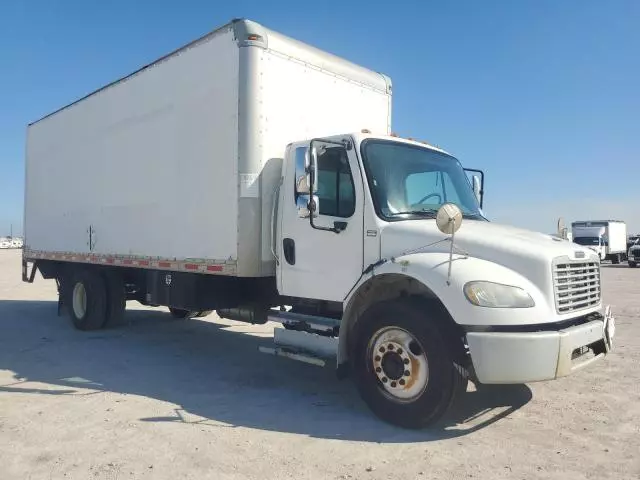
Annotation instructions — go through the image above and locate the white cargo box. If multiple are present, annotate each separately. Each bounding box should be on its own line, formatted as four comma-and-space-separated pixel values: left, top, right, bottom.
24, 19, 392, 277
605, 220, 627, 254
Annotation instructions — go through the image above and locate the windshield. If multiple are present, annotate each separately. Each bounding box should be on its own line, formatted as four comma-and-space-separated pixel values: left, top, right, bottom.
573, 237, 602, 246
360, 139, 484, 221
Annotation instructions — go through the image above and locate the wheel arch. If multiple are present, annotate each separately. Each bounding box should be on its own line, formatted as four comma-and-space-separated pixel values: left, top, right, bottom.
338, 273, 464, 368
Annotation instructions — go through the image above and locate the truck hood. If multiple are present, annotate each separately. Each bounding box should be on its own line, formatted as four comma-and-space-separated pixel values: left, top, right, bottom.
380, 220, 597, 296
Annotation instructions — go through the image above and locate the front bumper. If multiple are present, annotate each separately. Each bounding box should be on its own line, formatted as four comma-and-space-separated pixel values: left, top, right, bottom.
465, 306, 615, 384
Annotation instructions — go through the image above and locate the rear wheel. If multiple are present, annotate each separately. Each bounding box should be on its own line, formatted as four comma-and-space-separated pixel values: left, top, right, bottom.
350, 299, 467, 429
612, 254, 620, 264
64, 268, 108, 331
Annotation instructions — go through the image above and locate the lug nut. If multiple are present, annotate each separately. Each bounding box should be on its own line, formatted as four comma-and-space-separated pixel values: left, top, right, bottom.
390, 381, 397, 388
403, 358, 410, 365
399, 379, 406, 386
397, 348, 403, 355
387, 344, 394, 350
375, 367, 382, 373
404, 370, 410, 376
382, 377, 388, 383
375, 355, 381, 362
379, 347, 385, 353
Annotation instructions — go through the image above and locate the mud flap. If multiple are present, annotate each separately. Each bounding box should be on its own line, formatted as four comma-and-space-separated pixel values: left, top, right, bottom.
56, 278, 64, 317
22, 258, 38, 283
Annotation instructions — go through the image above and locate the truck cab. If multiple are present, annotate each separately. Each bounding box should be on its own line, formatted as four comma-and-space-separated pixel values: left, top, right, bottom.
629, 235, 640, 267
272, 131, 615, 428
572, 226, 606, 260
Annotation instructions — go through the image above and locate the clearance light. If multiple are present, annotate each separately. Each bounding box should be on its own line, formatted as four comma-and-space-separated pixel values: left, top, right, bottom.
361, 129, 371, 134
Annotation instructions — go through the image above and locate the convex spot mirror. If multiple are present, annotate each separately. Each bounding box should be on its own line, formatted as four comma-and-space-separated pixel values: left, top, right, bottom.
436, 203, 463, 235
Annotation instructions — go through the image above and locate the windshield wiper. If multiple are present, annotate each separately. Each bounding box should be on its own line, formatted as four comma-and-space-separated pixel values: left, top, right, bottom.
388, 209, 439, 217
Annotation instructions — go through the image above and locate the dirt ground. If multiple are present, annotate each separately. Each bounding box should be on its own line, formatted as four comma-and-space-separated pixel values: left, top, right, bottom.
0, 249, 638, 480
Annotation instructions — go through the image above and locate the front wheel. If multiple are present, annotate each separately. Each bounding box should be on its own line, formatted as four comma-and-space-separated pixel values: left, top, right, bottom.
350, 299, 467, 429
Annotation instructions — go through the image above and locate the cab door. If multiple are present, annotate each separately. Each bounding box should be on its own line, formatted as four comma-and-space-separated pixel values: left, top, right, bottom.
277, 138, 364, 302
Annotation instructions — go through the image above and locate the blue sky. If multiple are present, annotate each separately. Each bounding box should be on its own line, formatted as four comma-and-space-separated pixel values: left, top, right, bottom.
1, 0, 638, 236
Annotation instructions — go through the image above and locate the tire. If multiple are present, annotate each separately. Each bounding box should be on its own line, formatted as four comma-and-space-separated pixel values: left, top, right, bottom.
350, 298, 467, 429
103, 269, 126, 327
64, 267, 108, 331
629, 262, 637, 268
612, 254, 620, 265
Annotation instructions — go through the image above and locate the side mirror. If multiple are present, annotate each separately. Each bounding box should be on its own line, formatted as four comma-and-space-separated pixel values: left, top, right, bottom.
472, 175, 482, 204
297, 195, 319, 218
306, 146, 318, 194
464, 168, 484, 208
294, 146, 317, 196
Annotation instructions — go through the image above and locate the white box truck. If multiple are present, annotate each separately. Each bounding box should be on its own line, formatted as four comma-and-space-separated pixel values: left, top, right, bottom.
571, 220, 628, 264
22, 18, 615, 429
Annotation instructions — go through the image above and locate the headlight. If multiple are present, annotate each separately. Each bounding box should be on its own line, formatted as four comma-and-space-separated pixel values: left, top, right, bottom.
463, 281, 535, 308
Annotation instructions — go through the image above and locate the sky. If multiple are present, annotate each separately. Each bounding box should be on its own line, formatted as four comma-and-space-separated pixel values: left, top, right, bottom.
1, 0, 638, 237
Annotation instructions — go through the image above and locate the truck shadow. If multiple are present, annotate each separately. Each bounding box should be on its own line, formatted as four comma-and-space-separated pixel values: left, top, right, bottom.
0, 300, 532, 443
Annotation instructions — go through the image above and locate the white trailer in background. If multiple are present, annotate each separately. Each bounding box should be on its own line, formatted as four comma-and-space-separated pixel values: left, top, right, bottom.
571, 220, 627, 263
22, 18, 615, 429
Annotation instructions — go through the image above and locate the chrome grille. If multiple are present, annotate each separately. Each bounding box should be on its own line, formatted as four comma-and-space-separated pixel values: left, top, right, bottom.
553, 259, 601, 314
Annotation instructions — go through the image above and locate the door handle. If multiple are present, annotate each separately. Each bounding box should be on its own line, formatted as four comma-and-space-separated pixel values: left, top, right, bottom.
334, 221, 347, 232
283, 238, 295, 265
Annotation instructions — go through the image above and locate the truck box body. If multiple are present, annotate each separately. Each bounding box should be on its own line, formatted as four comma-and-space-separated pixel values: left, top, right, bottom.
24, 19, 392, 277
604, 221, 628, 254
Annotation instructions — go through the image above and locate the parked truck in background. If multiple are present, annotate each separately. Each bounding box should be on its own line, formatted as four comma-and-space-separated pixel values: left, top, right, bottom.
21, 18, 616, 429
628, 234, 640, 268
571, 220, 628, 264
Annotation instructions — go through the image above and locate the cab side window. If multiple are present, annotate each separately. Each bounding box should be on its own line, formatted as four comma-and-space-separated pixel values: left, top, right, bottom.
316, 147, 356, 218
